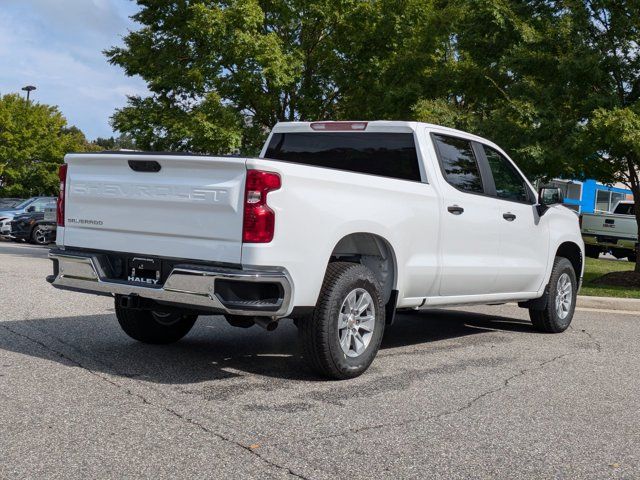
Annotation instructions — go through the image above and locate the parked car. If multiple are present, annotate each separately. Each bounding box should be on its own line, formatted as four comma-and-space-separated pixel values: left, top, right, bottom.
0, 196, 57, 239
9, 202, 57, 244
47, 121, 584, 379
580, 200, 637, 260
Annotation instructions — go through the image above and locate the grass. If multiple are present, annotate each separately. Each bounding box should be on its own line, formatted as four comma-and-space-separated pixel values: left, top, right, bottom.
580, 257, 640, 299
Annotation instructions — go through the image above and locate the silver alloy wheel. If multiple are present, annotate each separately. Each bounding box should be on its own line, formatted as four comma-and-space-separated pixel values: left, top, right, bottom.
338, 288, 375, 358
555, 273, 573, 320
152, 311, 181, 326
33, 227, 47, 245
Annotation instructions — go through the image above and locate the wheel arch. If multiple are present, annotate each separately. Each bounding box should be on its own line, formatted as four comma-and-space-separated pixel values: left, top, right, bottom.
555, 241, 583, 279
329, 232, 398, 305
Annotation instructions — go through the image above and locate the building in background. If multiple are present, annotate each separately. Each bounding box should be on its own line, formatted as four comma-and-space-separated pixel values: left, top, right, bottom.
546, 179, 633, 214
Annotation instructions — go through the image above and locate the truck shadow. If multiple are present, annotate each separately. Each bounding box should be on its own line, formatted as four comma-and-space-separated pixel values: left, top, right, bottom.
0, 309, 536, 384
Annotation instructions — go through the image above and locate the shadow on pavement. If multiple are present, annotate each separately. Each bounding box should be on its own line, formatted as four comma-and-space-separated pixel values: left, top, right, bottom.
0, 308, 535, 384
0, 241, 51, 259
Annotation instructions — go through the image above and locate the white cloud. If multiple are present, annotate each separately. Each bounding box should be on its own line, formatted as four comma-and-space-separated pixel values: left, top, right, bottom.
0, 0, 147, 139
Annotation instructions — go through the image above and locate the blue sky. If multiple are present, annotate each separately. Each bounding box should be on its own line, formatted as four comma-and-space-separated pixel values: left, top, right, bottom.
0, 0, 147, 140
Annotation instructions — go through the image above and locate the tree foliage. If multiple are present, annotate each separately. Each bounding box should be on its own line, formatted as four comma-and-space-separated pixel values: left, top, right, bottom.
106, 0, 451, 154
94, 133, 137, 150
0, 94, 97, 197
110, 2, 640, 257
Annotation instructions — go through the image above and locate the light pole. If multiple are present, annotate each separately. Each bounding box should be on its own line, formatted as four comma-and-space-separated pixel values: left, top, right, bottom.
21, 85, 36, 102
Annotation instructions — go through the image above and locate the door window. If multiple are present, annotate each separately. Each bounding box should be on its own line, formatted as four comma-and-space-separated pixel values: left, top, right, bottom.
483, 146, 530, 203
432, 134, 483, 193
31, 200, 52, 212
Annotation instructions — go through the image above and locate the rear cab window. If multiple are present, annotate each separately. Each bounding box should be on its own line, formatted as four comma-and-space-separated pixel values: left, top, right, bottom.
264, 132, 422, 182
614, 203, 635, 215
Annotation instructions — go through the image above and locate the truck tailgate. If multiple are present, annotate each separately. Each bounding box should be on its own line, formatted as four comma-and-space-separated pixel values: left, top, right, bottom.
582, 212, 637, 239
62, 153, 246, 264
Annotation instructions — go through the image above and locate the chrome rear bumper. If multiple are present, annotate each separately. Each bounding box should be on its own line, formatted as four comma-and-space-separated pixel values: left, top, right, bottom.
47, 250, 293, 317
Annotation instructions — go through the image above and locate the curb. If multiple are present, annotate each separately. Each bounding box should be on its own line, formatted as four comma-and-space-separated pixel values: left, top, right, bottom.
577, 295, 640, 312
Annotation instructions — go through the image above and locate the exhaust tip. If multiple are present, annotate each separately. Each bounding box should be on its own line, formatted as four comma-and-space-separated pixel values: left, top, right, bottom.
254, 317, 278, 331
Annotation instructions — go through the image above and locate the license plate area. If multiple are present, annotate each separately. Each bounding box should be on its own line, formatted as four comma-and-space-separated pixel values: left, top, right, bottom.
127, 257, 162, 286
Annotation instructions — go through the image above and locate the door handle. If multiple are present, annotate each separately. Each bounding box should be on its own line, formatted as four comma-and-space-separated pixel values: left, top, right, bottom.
503, 212, 516, 222
447, 205, 464, 215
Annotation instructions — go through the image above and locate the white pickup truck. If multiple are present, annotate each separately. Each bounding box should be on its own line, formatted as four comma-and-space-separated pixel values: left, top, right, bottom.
581, 201, 637, 261
47, 121, 584, 379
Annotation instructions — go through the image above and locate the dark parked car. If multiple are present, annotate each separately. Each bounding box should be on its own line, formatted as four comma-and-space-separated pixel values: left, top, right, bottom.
9, 202, 57, 245
0, 196, 56, 238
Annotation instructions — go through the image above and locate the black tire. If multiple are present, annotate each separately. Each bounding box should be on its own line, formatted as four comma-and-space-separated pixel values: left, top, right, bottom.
115, 301, 198, 344
30, 225, 49, 245
529, 257, 577, 333
584, 245, 600, 259
299, 262, 385, 380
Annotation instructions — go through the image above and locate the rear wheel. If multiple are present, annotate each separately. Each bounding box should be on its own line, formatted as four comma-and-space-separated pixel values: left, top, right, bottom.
529, 257, 577, 333
115, 301, 198, 344
613, 248, 637, 262
299, 262, 385, 380
30, 225, 49, 245
584, 245, 600, 259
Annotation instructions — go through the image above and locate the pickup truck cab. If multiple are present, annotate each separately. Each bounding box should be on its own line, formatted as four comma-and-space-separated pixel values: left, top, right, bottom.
47, 121, 584, 379
581, 200, 637, 261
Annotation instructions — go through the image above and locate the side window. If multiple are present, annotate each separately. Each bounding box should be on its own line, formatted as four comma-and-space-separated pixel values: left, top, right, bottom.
432, 134, 483, 193
483, 146, 530, 203
32, 200, 52, 212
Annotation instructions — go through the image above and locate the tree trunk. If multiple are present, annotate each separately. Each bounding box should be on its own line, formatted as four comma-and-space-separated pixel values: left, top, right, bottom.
623, 156, 640, 273
635, 205, 640, 274
631, 183, 640, 273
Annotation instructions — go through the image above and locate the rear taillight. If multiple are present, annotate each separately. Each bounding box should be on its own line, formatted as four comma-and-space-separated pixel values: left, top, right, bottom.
578, 214, 583, 228
57, 164, 67, 227
242, 170, 281, 243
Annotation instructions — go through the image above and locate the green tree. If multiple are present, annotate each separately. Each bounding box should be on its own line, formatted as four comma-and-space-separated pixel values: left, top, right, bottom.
411, 0, 640, 270
106, 0, 449, 154
570, 0, 640, 271
0, 93, 97, 197
412, 0, 594, 180
93, 133, 137, 150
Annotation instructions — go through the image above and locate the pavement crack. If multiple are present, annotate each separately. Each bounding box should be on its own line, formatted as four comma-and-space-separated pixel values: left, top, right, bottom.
577, 327, 603, 352
274, 351, 583, 446
0, 324, 309, 479
446, 351, 578, 418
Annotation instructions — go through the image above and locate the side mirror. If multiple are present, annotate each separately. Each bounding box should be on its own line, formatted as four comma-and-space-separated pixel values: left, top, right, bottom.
537, 187, 564, 216
539, 187, 564, 206
26, 205, 36, 213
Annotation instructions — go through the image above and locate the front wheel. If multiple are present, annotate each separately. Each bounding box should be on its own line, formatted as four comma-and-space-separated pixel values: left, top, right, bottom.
115, 301, 198, 344
31, 226, 49, 245
529, 257, 577, 333
299, 262, 385, 380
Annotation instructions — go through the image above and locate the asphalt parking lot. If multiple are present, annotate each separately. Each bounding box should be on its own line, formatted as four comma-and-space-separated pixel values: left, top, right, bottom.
1, 241, 639, 479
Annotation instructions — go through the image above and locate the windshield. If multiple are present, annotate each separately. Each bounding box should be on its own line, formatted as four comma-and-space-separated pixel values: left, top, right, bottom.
11, 198, 36, 209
